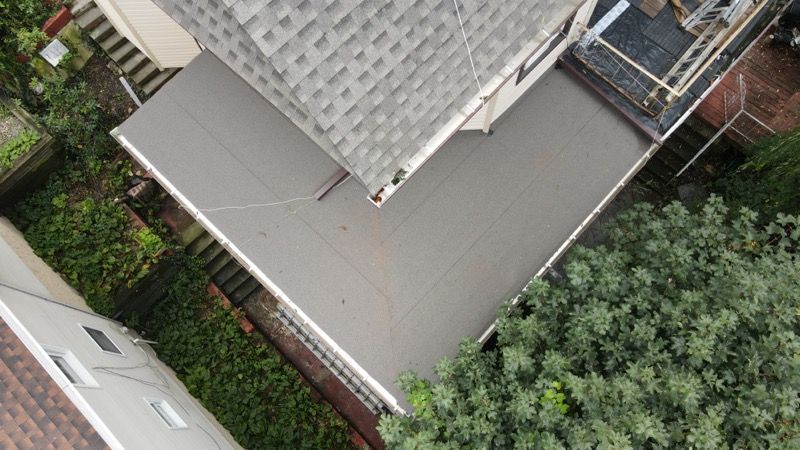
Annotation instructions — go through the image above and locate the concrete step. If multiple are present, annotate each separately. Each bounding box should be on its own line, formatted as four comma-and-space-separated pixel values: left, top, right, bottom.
205, 252, 234, 278
229, 278, 262, 305
186, 231, 217, 257
119, 52, 150, 76
213, 260, 244, 287
108, 41, 138, 65
141, 69, 176, 96
90, 20, 116, 44
242, 287, 267, 307
74, 6, 104, 31
221, 269, 252, 298
98, 31, 127, 55
197, 240, 225, 266
175, 221, 206, 247
132, 61, 160, 86
641, 153, 674, 183
70, 0, 95, 17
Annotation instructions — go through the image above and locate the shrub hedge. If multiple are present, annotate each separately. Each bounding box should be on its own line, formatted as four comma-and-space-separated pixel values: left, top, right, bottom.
143, 255, 356, 449
380, 197, 800, 448
714, 127, 800, 220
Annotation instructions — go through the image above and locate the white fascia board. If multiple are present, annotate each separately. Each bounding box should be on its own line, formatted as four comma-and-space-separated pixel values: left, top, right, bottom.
0, 299, 125, 450
111, 129, 406, 415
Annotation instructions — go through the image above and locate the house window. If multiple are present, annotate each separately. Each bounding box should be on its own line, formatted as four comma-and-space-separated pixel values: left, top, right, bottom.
146, 399, 187, 429
49, 354, 83, 384
43, 346, 98, 387
516, 13, 576, 85
81, 326, 124, 355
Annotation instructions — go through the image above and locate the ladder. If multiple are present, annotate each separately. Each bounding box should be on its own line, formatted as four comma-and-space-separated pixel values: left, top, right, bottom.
645, 0, 754, 108
683, 0, 747, 29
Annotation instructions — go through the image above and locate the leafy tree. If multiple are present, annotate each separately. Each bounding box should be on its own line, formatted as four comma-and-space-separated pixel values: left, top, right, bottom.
714, 127, 800, 220
380, 196, 800, 449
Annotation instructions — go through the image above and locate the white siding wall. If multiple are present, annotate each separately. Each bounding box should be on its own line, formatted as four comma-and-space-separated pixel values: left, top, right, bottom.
461, 0, 598, 131
93, 0, 200, 68
0, 237, 238, 450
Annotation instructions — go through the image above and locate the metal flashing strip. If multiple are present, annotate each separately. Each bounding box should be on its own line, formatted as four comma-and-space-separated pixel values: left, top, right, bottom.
112, 129, 406, 416
478, 140, 661, 344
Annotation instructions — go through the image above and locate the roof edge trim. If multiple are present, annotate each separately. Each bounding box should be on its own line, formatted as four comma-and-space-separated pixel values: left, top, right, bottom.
111, 128, 406, 415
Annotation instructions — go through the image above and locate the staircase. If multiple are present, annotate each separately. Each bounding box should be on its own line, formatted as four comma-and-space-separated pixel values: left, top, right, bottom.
636, 115, 739, 187
70, 0, 177, 97
178, 221, 267, 306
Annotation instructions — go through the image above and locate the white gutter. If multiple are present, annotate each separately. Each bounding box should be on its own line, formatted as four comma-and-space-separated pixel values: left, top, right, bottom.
0, 300, 125, 450
111, 129, 406, 415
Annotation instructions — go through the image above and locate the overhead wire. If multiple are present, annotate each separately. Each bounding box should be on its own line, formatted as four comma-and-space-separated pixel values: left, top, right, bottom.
453, 0, 486, 106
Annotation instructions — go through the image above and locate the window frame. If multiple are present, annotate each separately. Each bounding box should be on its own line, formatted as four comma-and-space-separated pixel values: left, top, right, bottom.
80, 325, 125, 356
42, 345, 99, 388
145, 398, 188, 430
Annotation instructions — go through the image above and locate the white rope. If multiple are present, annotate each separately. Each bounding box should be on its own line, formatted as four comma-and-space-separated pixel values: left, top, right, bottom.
198, 175, 352, 213
453, 0, 485, 105
199, 196, 314, 212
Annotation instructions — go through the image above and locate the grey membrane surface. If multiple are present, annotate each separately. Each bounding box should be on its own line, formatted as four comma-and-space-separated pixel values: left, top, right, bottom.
118, 52, 649, 404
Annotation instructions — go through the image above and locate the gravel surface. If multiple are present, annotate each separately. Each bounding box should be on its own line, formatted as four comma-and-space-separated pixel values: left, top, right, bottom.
0, 114, 26, 147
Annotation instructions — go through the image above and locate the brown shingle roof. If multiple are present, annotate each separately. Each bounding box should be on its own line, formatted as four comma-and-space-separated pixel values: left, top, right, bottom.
0, 318, 109, 449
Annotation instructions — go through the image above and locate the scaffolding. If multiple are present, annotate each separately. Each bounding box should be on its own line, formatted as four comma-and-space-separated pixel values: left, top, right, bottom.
573, 0, 766, 116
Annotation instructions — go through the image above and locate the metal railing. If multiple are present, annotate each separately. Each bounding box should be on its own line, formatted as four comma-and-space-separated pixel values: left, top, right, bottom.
674, 73, 774, 178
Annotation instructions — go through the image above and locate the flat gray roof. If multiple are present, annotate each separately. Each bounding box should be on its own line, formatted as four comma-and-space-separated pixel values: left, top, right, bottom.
118, 52, 649, 405
151, 0, 581, 194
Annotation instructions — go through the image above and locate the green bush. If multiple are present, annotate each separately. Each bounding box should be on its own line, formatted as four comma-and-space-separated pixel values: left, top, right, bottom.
17, 193, 160, 315
36, 78, 114, 166
15, 27, 48, 55
0, 128, 39, 167
0, 0, 59, 97
714, 127, 800, 219
144, 255, 356, 449
380, 197, 800, 449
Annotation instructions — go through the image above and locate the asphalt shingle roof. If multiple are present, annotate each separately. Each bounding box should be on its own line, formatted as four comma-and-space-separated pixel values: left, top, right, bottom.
0, 319, 109, 449
151, 0, 580, 194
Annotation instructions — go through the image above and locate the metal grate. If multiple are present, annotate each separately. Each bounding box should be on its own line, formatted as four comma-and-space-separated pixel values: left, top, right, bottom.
274, 304, 391, 415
